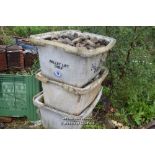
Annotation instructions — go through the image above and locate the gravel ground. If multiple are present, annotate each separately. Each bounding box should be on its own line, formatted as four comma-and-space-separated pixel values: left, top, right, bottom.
0, 115, 129, 129
0, 103, 129, 129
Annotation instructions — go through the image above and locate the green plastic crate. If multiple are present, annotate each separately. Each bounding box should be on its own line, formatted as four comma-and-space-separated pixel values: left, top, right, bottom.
0, 74, 41, 121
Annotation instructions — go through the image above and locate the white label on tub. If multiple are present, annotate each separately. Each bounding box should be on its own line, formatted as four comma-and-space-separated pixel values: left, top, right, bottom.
54, 70, 62, 78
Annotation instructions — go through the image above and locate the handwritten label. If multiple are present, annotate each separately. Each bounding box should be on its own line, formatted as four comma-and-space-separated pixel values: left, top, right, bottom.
91, 63, 100, 73
49, 60, 69, 70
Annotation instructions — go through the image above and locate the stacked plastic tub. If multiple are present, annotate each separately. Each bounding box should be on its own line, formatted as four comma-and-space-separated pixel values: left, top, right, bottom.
31, 30, 116, 129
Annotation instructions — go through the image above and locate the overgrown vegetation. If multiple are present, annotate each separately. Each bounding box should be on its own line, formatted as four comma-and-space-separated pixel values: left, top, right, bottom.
1, 26, 155, 128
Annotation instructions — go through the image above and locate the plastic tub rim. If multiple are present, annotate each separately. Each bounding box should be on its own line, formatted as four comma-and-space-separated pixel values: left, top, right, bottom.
36, 67, 108, 94
30, 30, 116, 57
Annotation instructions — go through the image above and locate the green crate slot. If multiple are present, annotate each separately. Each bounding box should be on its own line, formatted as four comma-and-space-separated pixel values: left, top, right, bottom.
0, 74, 41, 121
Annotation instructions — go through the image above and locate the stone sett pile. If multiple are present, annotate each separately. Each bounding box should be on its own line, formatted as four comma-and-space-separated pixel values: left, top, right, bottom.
46, 32, 109, 50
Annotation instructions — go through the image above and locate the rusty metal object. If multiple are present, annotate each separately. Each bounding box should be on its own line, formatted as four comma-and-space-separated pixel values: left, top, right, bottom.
7, 50, 24, 70
24, 53, 38, 68
1, 44, 39, 71
0, 50, 7, 71
7, 45, 24, 70
0, 45, 7, 72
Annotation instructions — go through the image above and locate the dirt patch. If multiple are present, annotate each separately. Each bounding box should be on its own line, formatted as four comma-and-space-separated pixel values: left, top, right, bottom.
1, 117, 44, 129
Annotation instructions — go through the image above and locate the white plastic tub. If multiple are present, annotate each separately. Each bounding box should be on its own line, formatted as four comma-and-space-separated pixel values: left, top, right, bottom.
30, 30, 116, 87
33, 89, 102, 129
36, 67, 108, 115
